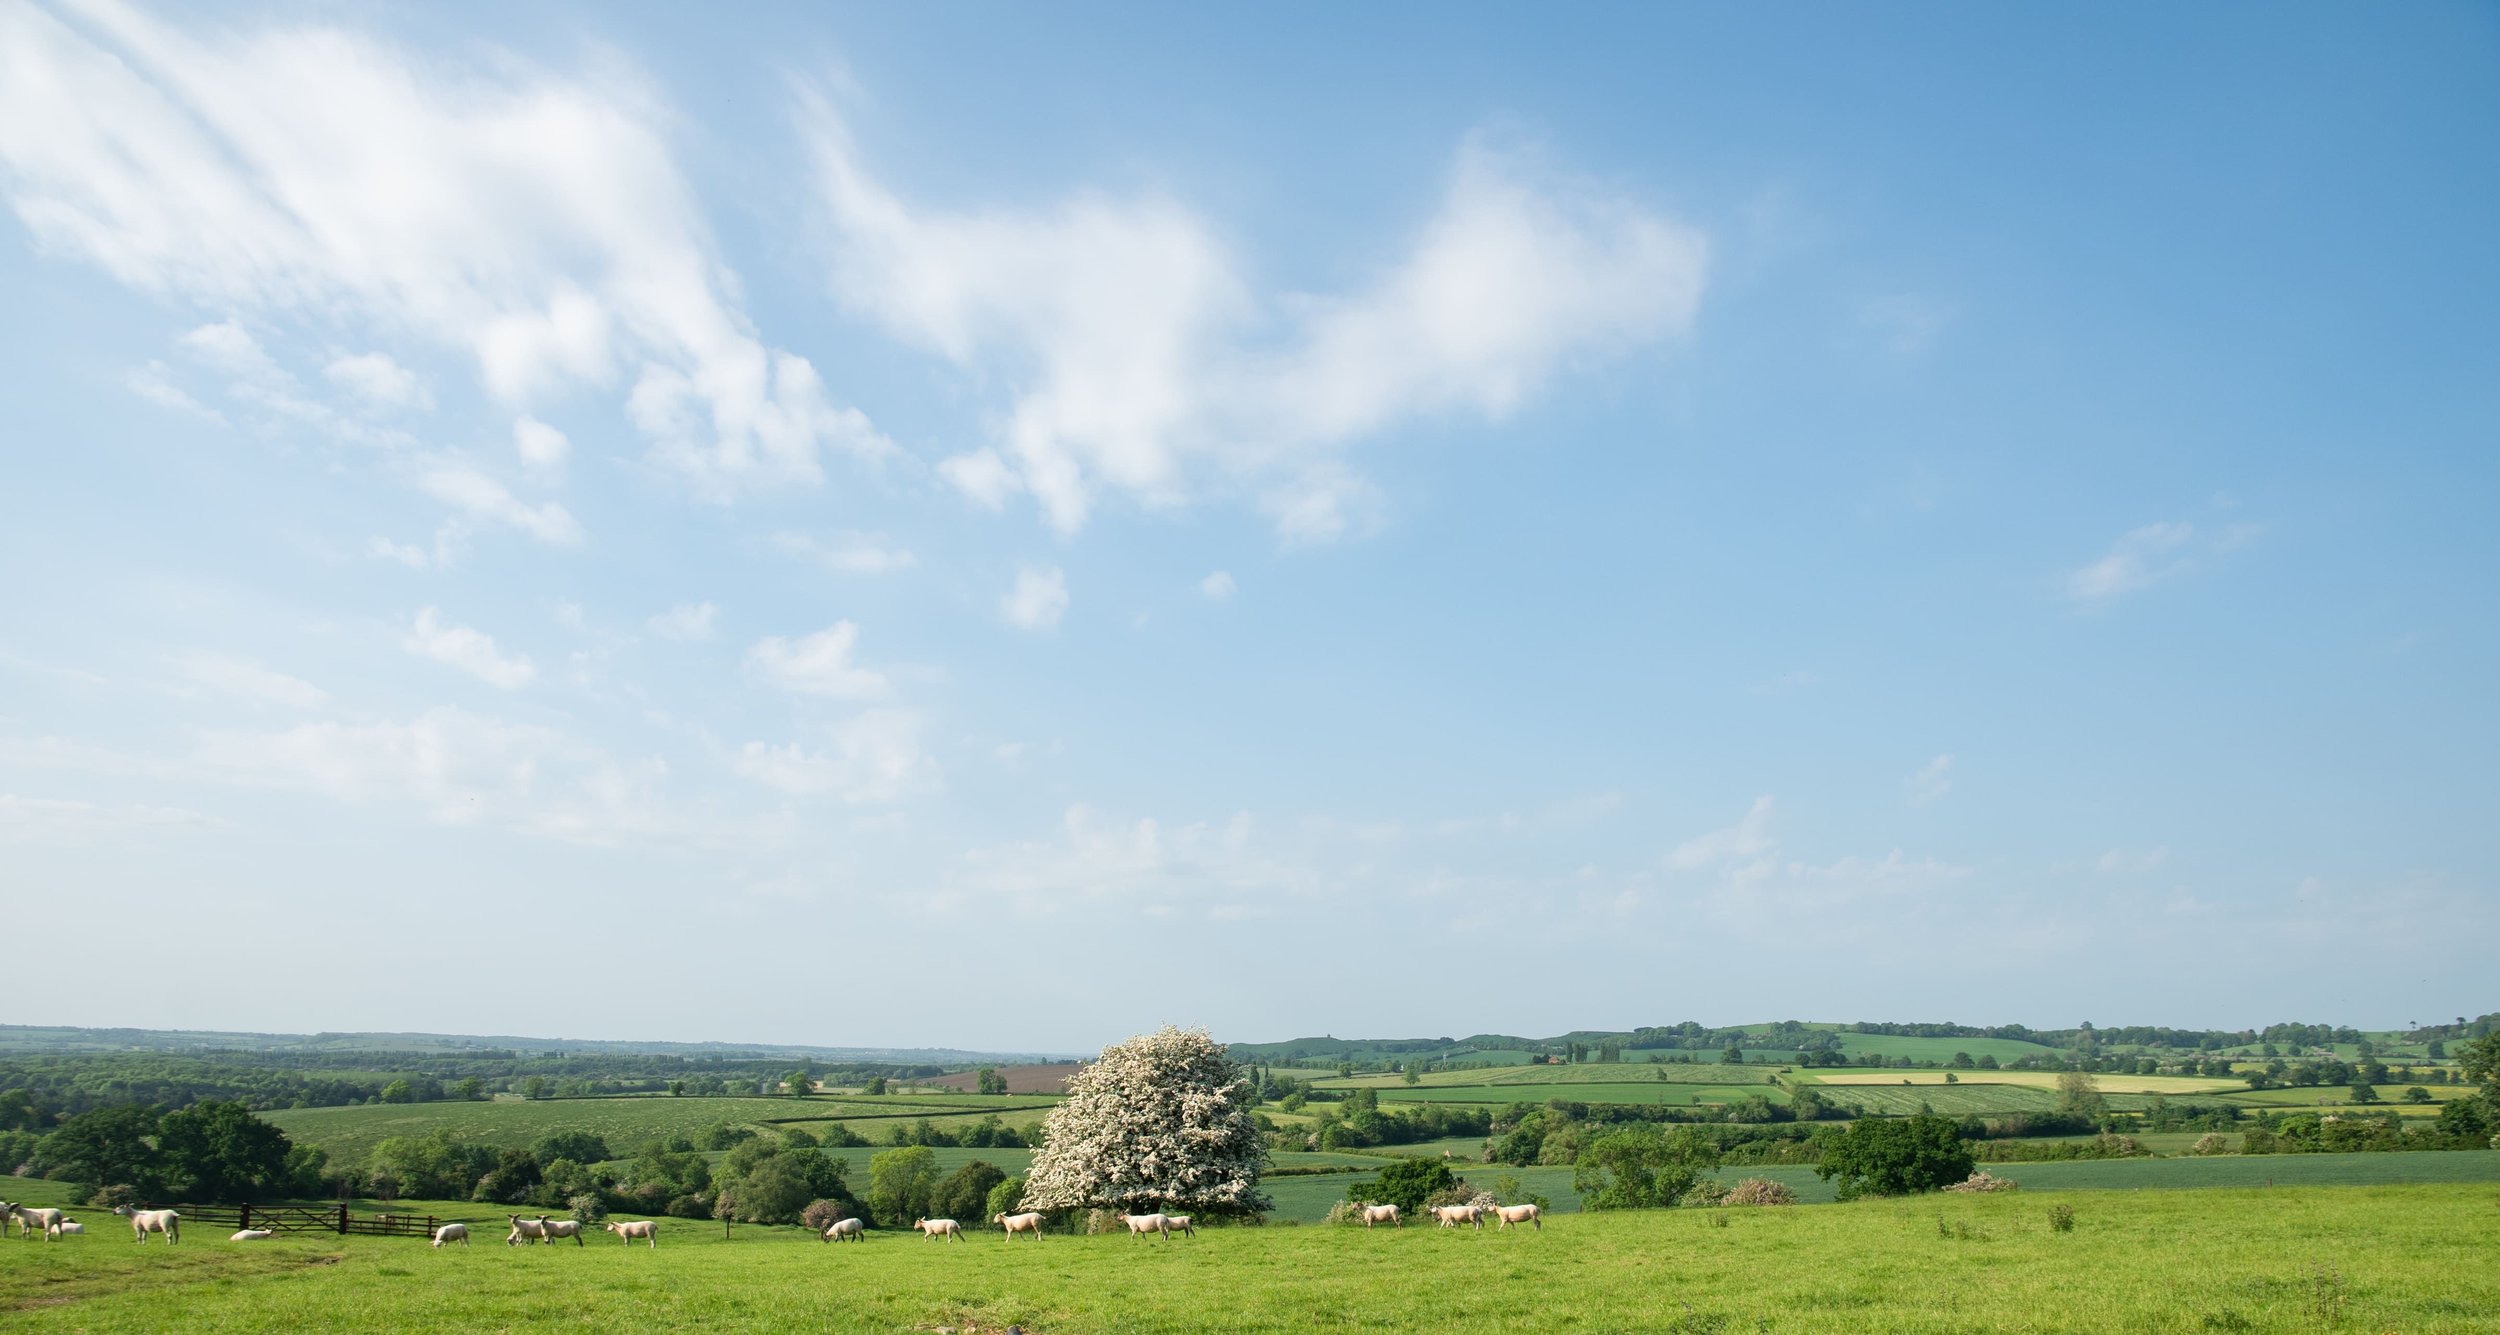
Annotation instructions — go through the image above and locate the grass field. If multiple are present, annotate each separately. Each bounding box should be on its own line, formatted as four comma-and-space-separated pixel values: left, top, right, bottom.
1328, 1061, 1778, 1089
1371, 1081, 1777, 1107
5, 1181, 2493, 1332
1808, 1070, 2241, 1095
263, 1095, 1058, 1161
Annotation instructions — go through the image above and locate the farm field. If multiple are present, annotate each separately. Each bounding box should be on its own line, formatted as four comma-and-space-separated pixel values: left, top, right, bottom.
1799, 1032, 2066, 1064
1372, 1082, 1778, 1107
1808, 1070, 2241, 1095
264, 1095, 1057, 1161
4, 1182, 2493, 1332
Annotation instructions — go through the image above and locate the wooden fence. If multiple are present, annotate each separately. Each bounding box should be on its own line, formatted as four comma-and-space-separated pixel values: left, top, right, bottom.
163, 1203, 467, 1239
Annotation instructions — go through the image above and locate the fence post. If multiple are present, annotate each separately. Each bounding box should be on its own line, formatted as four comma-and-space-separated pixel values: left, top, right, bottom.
239, 1203, 252, 1232
337, 1202, 349, 1235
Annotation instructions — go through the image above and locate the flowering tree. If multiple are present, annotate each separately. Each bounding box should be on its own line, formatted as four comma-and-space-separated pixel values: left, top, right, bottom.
1021, 1026, 1269, 1216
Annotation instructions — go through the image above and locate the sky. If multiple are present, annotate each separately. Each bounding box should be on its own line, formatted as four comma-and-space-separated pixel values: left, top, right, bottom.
1, 1, 2493, 1054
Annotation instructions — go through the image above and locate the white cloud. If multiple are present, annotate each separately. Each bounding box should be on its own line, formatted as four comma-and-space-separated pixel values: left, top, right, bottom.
513, 415, 569, 476
1001, 566, 1069, 631
1198, 570, 1236, 602
808, 107, 1707, 539
1907, 753, 1954, 806
645, 601, 716, 642
0, 793, 213, 844
402, 607, 535, 689
1666, 794, 1775, 872
125, 359, 224, 422
171, 651, 329, 709
414, 463, 581, 546
745, 621, 888, 699
0, 2, 888, 493
769, 530, 917, 575
2067, 521, 2196, 601
1858, 292, 1955, 355
732, 709, 940, 803
2096, 845, 2171, 874
324, 351, 428, 411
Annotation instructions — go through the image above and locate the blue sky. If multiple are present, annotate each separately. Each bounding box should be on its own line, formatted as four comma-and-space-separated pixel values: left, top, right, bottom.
2, 1, 2492, 1051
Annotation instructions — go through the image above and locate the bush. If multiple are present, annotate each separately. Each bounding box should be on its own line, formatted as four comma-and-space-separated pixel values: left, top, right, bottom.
87, 1183, 138, 1210
800, 1198, 854, 1233
2047, 1203, 2075, 1233
1574, 1124, 1719, 1210
1816, 1114, 1974, 1200
1356, 1158, 1455, 1214
1322, 1199, 1369, 1227
665, 1193, 711, 1220
1680, 1179, 1728, 1208
1719, 1177, 1798, 1206
930, 1161, 1007, 1225
1942, 1170, 2017, 1194
1022, 1027, 1268, 1217
2191, 1133, 2230, 1156
567, 1192, 607, 1224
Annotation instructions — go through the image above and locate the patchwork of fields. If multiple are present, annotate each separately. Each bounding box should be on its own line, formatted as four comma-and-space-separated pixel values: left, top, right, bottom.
264, 1094, 1058, 1160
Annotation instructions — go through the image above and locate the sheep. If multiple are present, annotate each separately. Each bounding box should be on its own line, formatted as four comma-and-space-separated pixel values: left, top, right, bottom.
1358, 1203, 1402, 1229
48, 1220, 83, 1238
1161, 1214, 1197, 1238
432, 1223, 469, 1248
6, 1203, 66, 1240
605, 1219, 658, 1249
1115, 1211, 1186, 1240
534, 1216, 586, 1247
821, 1217, 866, 1243
1430, 1203, 1484, 1230
229, 1228, 277, 1242
913, 1217, 964, 1242
505, 1214, 551, 1246
113, 1206, 180, 1244
1493, 1203, 1541, 1231
994, 1211, 1043, 1240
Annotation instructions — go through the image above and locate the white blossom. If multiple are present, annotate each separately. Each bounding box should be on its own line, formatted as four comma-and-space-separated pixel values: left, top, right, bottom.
1020, 1026, 1270, 1215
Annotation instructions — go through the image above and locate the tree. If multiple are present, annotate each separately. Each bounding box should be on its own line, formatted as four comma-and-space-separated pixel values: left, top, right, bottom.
1815, 1114, 1974, 1200
985, 1175, 1028, 1223
1356, 1157, 1455, 1214
931, 1161, 1007, 1224
157, 1100, 293, 1203
976, 1068, 1008, 1096
2056, 1070, 2106, 1120
784, 1070, 813, 1098
473, 1147, 543, 1204
2403, 1086, 2433, 1104
520, 1076, 550, 1100
2349, 1082, 2380, 1105
1022, 1026, 1269, 1217
41, 1105, 165, 1196
1573, 1125, 1717, 1210
533, 1132, 611, 1166
379, 1079, 415, 1104
864, 1076, 889, 1096
455, 1077, 484, 1101
868, 1145, 940, 1226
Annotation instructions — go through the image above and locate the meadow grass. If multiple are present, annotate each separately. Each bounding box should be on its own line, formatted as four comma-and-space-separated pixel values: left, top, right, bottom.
6, 1182, 2492, 1332
1809, 1070, 2241, 1095
1372, 1081, 1775, 1106
1330, 1062, 1777, 1089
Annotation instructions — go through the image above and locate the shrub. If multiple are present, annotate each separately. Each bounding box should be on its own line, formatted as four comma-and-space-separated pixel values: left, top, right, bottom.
1942, 1170, 2017, 1194
2191, 1133, 2230, 1156
1023, 1027, 1269, 1216
930, 1161, 1007, 1225
1719, 1177, 1798, 1206
1322, 1199, 1368, 1227
1816, 1114, 1974, 1200
800, 1198, 853, 1233
1422, 1178, 1480, 1210
1358, 1158, 1455, 1214
567, 1193, 607, 1223
87, 1183, 138, 1209
2047, 1203, 2075, 1233
665, 1193, 711, 1220
1680, 1179, 1728, 1208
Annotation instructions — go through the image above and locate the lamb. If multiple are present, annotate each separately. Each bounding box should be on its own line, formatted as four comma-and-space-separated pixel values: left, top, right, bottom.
506, 1215, 550, 1246
229, 1228, 276, 1241
114, 1206, 180, 1244
994, 1211, 1043, 1240
1431, 1203, 1484, 1229
821, 1217, 866, 1242
605, 1219, 658, 1248
913, 1217, 964, 1241
1493, 1202, 1541, 1231
48, 1220, 83, 1238
534, 1216, 586, 1246
1358, 1203, 1401, 1229
432, 1223, 470, 1248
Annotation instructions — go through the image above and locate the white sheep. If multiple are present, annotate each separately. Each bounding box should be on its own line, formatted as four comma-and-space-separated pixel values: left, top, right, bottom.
994, 1211, 1043, 1240
48, 1220, 83, 1238
1115, 1211, 1179, 1239
605, 1219, 658, 1249
821, 1217, 866, 1242
1358, 1203, 1401, 1229
1161, 1213, 1197, 1237
229, 1228, 276, 1241
6, 1203, 66, 1240
114, 1206, 180, 1244
1493, 1202, 1541, 1231
913, 1217, 964, 1241
1431, 1203, 1484, 1229
533, 1216, 586, 1246
432, 1223, 469, 1248
505, 1214, 550, 1246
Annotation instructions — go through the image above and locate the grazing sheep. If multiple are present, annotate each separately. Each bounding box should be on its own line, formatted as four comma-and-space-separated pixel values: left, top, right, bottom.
114, 1206, 180, 1244
821, 1217, 866, 1243
1358, 1203, 1401, 1229
48, 1220, 83, 1238
605, 1219, 658, 1249
432, 1223, 469, 1248
533, 1217, 586, 1247
505, 1215, 551, 1246
229, 1228, 277, 1241
6, 1203, 66, 1240
1115, 1211, 1189, 1239
1493, 1203, 1541, 1231
1431, 1203, 1484, 1230
994, 1211, 1043, 1240
913, 1217, 964, 1241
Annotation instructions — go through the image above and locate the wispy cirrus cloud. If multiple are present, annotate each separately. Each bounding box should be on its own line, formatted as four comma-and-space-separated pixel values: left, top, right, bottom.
745, 621, 889, 699
402, 608, 535, 690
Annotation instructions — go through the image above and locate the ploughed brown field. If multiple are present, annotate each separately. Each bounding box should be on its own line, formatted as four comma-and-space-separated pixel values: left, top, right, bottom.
922, 1062, 1086, 1094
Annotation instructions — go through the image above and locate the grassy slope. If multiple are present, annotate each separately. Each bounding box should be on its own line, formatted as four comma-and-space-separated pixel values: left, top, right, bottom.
265, 1095, 1057, 1161
7, 1183, 2495, 1332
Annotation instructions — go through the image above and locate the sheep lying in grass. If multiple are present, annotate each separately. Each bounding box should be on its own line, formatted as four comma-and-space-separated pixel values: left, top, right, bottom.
229, 1228, 276, 1241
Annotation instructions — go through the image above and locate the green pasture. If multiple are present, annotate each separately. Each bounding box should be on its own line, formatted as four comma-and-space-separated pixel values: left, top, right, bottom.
1374, 1082, 1779, 1107
1818, 1083, 2059, 1116
2220, 1084, 2466, 1109
6, 1181, 2495, 1332
264, 1095, 1058, 1162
